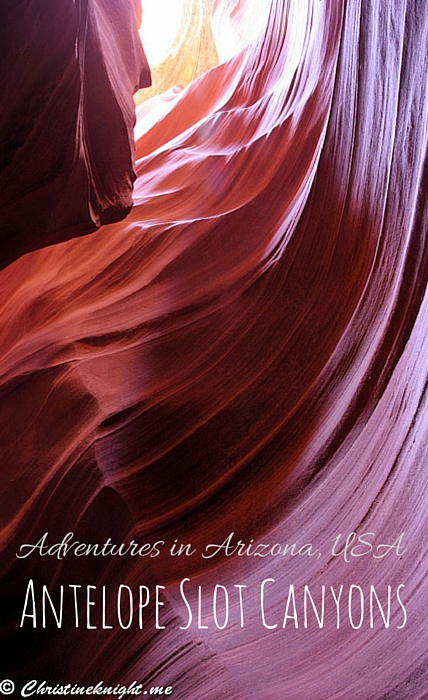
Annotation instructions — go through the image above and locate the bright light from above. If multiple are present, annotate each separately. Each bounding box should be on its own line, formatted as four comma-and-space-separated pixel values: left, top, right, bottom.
139, 0, 184, 67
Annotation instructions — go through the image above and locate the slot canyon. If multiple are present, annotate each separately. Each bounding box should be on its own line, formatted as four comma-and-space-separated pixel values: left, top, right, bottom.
0, 1, 427, 698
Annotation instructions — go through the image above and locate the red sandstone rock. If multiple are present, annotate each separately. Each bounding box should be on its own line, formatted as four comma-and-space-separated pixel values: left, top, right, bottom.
0, 0, 150, 269
0, 1, 427, 698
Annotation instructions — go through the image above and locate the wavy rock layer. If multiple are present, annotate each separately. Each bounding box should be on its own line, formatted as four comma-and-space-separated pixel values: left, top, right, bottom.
1, 1, 428, 699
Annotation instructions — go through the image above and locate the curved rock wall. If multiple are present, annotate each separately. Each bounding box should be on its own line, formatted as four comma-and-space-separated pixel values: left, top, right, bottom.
1, 1, 427, 698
